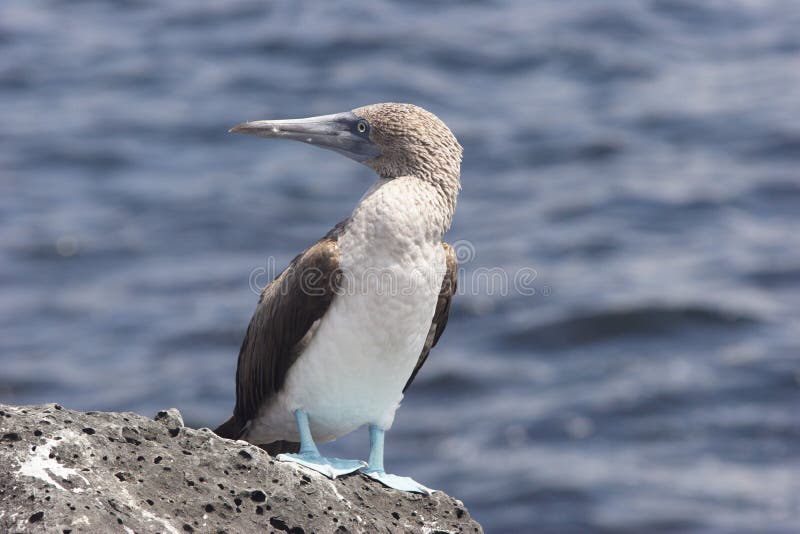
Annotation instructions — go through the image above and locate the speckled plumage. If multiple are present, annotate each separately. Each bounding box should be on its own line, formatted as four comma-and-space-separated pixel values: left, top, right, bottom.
355, 103, 462, 225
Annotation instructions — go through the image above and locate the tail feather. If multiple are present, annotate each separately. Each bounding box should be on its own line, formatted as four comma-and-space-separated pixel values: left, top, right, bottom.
213, 415, 243, 440
213, 416, 299, 456
261, 440, 300, 456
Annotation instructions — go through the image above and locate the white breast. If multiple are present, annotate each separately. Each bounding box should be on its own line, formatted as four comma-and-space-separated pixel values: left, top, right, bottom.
245, 178, 447, 444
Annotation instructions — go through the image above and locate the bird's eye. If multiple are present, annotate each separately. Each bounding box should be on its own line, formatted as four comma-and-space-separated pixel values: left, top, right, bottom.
356, 120, 368, 134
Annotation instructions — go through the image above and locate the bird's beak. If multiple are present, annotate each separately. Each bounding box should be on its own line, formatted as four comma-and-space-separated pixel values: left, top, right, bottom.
229, 111, 381, 163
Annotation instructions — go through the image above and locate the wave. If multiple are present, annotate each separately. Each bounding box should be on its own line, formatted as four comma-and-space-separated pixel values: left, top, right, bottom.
501, 304, 759, 351
744, 266, 800, 289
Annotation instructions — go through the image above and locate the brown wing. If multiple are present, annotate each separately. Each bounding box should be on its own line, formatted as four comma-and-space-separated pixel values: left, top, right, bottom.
403, 242, 458, 392
215, 226, 343, 440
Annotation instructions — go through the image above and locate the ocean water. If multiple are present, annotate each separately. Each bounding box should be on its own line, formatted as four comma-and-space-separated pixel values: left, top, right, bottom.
2, 1, 800, 532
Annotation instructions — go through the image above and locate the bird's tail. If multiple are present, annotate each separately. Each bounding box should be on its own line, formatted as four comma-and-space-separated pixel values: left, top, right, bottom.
213, 415, 243, 440
261, 440, 300, 456
213, 416, 300, 456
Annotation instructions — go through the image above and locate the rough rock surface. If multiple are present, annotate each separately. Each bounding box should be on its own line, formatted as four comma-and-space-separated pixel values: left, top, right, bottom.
0, 403, 482, 533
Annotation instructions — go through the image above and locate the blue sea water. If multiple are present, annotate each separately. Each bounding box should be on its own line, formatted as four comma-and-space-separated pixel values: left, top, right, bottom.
2, 1, 800, 532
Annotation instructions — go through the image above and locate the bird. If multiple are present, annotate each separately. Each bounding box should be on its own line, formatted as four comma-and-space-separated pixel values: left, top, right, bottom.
214, 103, 461, 494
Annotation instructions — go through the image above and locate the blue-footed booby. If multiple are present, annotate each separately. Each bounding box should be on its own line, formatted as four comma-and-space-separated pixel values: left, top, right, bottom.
214, 103, 461, 494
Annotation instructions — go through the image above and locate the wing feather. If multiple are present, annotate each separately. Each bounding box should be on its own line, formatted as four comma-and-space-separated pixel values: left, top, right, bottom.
215, 229, 343, 440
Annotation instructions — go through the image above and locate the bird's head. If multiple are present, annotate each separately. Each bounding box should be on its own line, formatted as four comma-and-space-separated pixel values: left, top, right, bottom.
230, 103, 462, 189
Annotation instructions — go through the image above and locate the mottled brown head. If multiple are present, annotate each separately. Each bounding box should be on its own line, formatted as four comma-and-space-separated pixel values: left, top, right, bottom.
230, 102, 462, 198
352, 103, 462, 184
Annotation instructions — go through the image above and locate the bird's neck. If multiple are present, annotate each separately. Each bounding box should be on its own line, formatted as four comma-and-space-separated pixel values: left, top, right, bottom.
350, 176, 456, 248
367, 147, 462, 229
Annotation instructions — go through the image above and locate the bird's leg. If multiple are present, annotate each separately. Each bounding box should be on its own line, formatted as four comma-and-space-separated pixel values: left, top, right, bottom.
276, 410, 365, 479
360, 424, 435, 494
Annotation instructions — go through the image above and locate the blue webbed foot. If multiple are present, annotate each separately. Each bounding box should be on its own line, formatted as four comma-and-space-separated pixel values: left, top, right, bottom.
277, 452, 365, 479
361, 467, 435, 494
277, 410, 365, 479
361, 424, 436, 494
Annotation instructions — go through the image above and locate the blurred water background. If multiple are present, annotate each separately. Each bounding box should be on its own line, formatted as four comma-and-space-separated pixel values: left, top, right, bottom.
2, 1, 800, 532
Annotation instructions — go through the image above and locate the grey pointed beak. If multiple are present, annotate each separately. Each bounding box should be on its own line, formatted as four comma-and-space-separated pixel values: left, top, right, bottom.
230, 111, 380, 163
